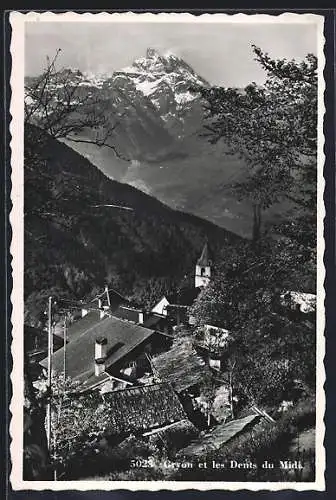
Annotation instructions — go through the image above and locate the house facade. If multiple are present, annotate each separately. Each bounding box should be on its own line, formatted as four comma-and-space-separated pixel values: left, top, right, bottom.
40, 312, 171, 392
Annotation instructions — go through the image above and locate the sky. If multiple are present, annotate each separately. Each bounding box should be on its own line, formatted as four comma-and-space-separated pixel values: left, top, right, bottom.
25, 20, 318, 87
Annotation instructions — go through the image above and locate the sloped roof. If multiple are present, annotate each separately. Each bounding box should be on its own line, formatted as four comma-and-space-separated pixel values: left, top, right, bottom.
179, 414, 259, 457
197, 242, 211, 267
66, 311, 101, 343
88, 288, 129, 311
167, 287, 202, 307
74, 371, 111, 392
143, 313, 168, 329
112, 305, 142, 323
56, 383, 188, 443
102, 383, 187, 435
40, 315, 156, 382
151, 336, 210, 392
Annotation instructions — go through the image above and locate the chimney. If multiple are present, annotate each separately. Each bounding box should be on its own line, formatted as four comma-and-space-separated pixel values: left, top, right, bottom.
95, 358, 105, 376
105, 285, 111, 307
95, 337, 107, 376
98, 298, 105, 319
138, 311, 144, 324
209, 356, 221, 371
95, 336, 107, 360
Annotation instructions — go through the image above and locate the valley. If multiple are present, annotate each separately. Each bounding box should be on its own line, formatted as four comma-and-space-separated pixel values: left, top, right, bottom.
27, 48, 294, 239
24, 125, 243, 325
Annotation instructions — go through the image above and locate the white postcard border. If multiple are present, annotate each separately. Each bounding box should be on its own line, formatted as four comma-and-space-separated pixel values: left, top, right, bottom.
9, 10, 326, 491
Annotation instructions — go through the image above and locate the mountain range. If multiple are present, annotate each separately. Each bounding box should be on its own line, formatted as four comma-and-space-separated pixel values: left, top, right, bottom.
25, 48, 293, 238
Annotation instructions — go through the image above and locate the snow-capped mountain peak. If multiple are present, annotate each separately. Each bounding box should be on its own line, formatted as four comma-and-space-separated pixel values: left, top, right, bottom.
25, 48, 209, 150
112, 48, 208, 130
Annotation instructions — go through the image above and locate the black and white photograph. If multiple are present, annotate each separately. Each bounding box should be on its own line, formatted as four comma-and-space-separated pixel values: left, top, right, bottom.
9, 11, 325, 490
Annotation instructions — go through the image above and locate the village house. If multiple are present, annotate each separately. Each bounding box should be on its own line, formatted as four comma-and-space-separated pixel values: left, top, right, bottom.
80, 286, 130, 319
142, 312, 173, 335
100, 383, 192, 438
178, 406, 275, 459
151, 287, 201, 327
54, 382, 197, 458
195, 324, 232, 371
178, 414, 261, 459
40, 311, 172, 393
81, 287, 174, 334
151, 336, 231, 428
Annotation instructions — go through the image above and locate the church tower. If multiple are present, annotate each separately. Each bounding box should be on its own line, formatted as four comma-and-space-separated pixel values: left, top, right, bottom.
195, 242, 212, 288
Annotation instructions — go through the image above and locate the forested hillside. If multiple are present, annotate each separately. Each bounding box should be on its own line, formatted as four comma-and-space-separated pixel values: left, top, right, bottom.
24, 125, 241, 324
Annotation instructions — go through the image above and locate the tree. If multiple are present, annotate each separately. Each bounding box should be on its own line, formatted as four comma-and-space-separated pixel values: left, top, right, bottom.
190, 240, 316, 408
191, 241, 277, 330
189, 64, 318, 403
198, 46, 317, 243
130, 276, 178, 310
38, 375, 112, 478
202, 326, 230, 357
24, 49, 125, 160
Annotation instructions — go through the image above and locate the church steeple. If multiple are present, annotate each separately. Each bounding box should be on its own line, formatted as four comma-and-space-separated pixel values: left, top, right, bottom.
195, 242, 212, 288
197, 242, 211, 267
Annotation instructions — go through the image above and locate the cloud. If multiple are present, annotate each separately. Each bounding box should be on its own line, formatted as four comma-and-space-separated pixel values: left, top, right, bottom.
25, 21, 317, 87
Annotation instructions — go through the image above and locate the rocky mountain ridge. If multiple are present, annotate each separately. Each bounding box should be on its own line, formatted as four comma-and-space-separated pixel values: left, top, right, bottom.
25, 49, 292, 238
25, 48, 209, 146
110, 48, 209, 136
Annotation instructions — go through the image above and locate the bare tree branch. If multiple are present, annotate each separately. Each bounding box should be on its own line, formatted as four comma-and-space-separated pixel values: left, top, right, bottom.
24, 50, 128, 162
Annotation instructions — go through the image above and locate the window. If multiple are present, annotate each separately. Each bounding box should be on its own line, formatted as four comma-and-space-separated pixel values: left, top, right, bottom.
201, 267, 206, 276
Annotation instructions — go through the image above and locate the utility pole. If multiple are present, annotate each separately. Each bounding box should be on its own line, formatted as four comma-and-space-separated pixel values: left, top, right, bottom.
46, 296, 52, 451
63, 315, 67, 383
105, 284, 111, 307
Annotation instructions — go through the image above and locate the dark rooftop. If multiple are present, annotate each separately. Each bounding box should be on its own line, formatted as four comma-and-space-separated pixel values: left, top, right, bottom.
112, 305, 142, 323
66, 311, 101, 343
167, 286, 202, 307
82, 288, 129, 312
102, 383, 188, 435
56, 383, 188, 442
143, 313, 169, 329
152, 336, 210, 392
40, 315, 156, 383
179, 414, 260, 457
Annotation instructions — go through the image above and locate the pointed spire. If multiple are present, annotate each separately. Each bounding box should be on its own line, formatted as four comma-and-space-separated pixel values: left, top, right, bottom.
197, 242, 211, 267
